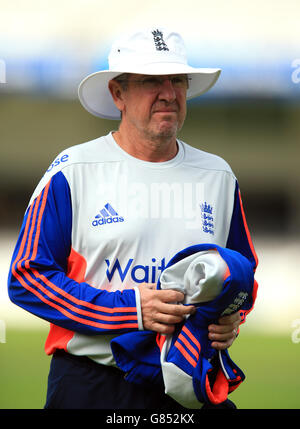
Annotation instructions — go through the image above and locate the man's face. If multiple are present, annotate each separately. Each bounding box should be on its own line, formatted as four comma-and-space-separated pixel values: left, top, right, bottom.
117, 74, 188, 141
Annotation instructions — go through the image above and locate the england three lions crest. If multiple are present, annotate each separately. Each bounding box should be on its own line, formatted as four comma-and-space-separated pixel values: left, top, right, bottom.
200, 202, 214, 235
152, 29, 169, 51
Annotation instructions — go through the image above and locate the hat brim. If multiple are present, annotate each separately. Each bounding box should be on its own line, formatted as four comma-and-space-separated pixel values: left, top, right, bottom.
78, 64, 221, 120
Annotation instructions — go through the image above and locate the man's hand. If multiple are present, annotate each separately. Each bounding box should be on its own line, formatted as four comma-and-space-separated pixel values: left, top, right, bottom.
208, 312, 241, 350
138, 284, 196, 334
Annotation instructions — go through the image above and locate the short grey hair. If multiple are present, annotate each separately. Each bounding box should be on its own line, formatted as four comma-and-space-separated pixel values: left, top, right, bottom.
113, 73, 130, 90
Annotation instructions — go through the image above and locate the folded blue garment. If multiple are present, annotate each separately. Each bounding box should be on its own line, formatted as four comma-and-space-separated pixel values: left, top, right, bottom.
110, 243, 255, 408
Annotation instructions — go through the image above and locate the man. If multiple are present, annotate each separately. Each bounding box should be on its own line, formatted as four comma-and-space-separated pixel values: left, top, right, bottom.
8, 27, 258, 409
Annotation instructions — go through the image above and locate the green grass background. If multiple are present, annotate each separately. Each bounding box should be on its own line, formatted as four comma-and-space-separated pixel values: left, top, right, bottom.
0, 327, 299, 409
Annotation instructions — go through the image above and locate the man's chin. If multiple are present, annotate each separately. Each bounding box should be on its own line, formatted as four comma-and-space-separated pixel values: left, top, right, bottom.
151, 128, 177, 141
154, 120, 180, 138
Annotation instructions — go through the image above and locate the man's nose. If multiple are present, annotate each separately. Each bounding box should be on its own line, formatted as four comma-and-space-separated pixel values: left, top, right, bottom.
158, 78, 176, 102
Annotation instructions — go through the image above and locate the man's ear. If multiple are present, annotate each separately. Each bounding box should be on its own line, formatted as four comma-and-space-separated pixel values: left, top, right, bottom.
108, 80, 125, 112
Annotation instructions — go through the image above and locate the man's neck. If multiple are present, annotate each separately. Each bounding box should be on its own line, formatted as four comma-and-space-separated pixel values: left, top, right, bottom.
112, 127, 178, 163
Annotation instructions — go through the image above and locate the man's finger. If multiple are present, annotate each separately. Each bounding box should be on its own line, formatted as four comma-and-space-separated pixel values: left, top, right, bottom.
210, 339, 234, 351
158, 301, 195, 316
208, 323, 237, 334
157, 289, 185, 303
150, 322, 177, 335
138, 285, 196, 332
209, 328, 237, 342
152, 312, 185, 326
209, 328, 238, 350
208, 312, 241, 350
208, 311, 241, 333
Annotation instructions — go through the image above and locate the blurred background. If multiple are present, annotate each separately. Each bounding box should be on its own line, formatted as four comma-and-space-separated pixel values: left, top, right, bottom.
0, 0, 299, 409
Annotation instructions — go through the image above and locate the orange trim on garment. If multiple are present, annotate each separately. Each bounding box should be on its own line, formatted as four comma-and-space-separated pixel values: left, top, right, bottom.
67, 247, 87, 283
228, 375, 243, 393
12, 181, 50, 281
205, 368, 229, 404
14, 267, 138, 329
29, 267, 138, 322
13, 201, 35, 268
27, 180, 51, 264
156, 333, 167, 351
182, 325, 201, 353
35, 268, 137, 314
223, 265, 231, 281
240, 278, 258, 325
45, 324, 74, 355
174, 341, 197, 368
238, 190, 258, 268
45, 247, 88, 355
16, 184, 45, 272
177, 333, 199, 360
237, 190, 259, 325
252, 279, 258, 303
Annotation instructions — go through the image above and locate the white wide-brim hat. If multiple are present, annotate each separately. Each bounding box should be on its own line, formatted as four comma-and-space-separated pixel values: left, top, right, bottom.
78, 27, 221, 120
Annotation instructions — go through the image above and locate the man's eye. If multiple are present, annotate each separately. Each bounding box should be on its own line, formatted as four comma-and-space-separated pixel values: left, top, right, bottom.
142, 78, 160, 86
172, 77, 183, 83
171, 77, 187, 87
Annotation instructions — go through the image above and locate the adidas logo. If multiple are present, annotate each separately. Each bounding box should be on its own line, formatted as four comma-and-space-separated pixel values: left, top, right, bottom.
92, 203, 124, 227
